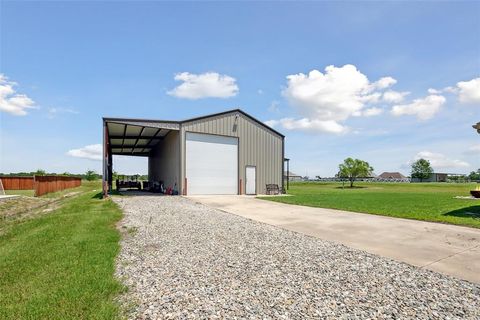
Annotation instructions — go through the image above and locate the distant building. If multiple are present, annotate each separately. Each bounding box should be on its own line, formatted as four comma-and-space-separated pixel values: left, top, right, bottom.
411, 173, 448, 182
284, 171, 304, 182
378, 172, 408, 180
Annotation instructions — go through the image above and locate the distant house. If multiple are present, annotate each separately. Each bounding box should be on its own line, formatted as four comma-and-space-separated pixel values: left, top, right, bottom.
411, 173, 448, 183
378, 172, 408, 180
284, 171, 304, 182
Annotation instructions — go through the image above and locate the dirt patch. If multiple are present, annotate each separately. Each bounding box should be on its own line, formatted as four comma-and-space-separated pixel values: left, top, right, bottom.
0, 190, 85, 227
0, 196, 49, 218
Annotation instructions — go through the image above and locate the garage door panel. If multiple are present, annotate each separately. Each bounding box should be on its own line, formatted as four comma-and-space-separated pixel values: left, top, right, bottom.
186, 132, 238, 146
186, 132, 238, 195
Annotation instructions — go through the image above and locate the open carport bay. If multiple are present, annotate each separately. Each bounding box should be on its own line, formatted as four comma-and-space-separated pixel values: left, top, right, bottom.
113, 195, 479, 319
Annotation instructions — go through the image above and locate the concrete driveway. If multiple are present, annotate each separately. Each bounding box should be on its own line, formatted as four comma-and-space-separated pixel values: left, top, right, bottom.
188, 195, 480, 283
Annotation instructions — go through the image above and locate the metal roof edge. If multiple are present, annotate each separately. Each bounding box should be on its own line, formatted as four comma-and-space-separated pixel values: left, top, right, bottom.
103, 108, 285, 138
103, 116, 181, 124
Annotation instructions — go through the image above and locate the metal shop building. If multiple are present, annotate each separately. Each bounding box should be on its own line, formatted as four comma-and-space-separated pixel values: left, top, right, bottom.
102, 109, 285, 196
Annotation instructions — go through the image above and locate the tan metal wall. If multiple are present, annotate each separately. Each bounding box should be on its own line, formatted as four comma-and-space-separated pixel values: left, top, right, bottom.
179, 111, 284, 194
148, 131, 180, 190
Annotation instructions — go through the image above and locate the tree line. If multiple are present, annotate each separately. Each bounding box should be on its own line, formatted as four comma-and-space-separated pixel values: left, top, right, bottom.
335, 157, 479, 187
3, 163, 478, 186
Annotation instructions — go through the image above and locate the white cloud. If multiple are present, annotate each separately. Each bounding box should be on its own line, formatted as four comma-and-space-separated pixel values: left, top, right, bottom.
434, 78, 480, 104
352, 107, 384, 117
372, 76, 397, 89
383, 90, 409, 103
268, 100, 280, 113
456, 78, 480, 104
443, 86, 457, 94
0, 74, 37, 116
362, 107, 384, 117
266, 117, 348, 134
47, 107, 79, 119
411, 151, 470, 170
269, 65, 476, 133
359, 92, 382, 104
167, 72, 239, 99
67, 144, 102, 161
277, 64, 396, 134
391, 94, 446, 120
465, 144, 480, 155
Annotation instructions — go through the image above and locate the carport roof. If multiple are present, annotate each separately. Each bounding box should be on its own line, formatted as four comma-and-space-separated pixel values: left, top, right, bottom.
104, 118, 179, 156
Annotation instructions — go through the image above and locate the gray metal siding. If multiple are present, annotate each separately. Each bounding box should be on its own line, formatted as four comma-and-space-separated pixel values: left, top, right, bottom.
148, 131, 180, 190
180, 111, 283, 194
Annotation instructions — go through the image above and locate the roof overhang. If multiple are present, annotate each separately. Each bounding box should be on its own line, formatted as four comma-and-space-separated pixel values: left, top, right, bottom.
103, 118, 180, 156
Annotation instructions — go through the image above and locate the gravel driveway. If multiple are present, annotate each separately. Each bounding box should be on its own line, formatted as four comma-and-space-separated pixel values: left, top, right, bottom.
113, 195, 480, 319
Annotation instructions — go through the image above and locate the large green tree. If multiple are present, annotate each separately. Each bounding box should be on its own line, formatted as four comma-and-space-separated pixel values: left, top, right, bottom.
84, 170, 98, 181
468, 169, 480, 181
411, 158, 433, 182
34, 169, 46, 176
338, 158, 374, 187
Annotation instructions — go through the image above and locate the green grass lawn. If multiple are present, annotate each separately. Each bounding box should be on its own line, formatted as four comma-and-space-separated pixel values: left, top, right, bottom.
4, 180, 98, 198
4, 189, 35, 197
0, 181, 124, 319
262, 182, 480, 228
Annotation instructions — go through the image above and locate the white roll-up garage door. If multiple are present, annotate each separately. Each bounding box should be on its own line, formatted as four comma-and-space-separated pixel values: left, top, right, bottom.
186, 132, 238, 195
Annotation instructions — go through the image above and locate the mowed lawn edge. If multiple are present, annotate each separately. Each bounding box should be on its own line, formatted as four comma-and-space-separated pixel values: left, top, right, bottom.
0, 183, 124, 319
261, 182, 480, 228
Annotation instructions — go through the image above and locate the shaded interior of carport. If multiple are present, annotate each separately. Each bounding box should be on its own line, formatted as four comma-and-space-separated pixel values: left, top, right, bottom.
102, 118, 179, 196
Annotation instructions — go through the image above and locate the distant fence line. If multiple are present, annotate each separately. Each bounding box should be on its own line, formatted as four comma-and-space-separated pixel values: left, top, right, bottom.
306, 178, 474, 183
315, 178, 411, 183
0, 176, 82, 196
34, 176, 82, 196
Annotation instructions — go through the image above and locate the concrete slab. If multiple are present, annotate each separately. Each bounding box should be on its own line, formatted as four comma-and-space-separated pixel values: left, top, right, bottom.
188, 195, 480, 283
0, 195, 20, 201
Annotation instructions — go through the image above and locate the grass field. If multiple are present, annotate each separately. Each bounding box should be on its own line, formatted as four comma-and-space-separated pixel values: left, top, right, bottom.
262, 182, 480, 228
0, 181, 124, 319
5, 189, 35, 197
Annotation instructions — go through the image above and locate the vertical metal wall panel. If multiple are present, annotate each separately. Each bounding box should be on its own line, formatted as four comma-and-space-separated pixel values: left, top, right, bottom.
148, 131, 180, 189
179, 127, 185, 194
180, 111, 283, 194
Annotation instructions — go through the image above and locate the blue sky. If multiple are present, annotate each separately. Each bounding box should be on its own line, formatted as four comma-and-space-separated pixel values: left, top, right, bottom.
1, 1, 479, 176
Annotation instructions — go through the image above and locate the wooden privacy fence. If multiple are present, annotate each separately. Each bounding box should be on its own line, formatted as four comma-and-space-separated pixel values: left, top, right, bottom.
34, 176, 82, 196
0, 176, 34, 190
0, 175, 81, 196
